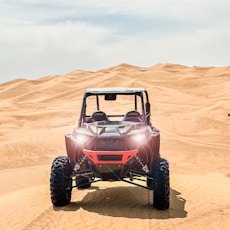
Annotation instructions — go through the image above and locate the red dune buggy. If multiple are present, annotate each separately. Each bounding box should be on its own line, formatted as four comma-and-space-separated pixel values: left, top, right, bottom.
50, 88, 170, 210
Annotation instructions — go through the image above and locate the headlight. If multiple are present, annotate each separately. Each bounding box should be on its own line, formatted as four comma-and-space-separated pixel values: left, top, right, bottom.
131, 133, 146, 144
73, 134, 90, 145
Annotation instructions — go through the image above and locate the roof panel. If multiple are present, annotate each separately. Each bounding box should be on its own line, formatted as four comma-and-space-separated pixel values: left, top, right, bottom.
85, 87, 146, 94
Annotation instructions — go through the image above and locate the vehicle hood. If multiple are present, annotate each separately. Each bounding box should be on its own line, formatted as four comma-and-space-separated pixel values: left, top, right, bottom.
82, 121, 147, 137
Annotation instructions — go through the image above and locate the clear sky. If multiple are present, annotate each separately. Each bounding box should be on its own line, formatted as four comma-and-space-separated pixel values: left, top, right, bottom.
1, 0, 230, 83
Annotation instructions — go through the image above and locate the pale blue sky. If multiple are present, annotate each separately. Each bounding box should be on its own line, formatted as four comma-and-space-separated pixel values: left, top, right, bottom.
1, 0, 230, 82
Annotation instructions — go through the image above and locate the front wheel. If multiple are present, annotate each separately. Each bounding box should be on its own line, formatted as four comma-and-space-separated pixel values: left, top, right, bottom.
50, 156, 73, 206
152, 158, 170, 210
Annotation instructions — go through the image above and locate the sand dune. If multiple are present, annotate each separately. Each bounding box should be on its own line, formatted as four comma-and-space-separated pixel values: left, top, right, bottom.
0, 63, 229, 229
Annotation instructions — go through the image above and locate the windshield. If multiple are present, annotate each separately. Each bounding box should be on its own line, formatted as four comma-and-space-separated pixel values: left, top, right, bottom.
85, 94, 143, 121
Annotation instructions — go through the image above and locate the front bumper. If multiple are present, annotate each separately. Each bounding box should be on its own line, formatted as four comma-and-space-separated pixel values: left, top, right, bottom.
83, 149, 138, 165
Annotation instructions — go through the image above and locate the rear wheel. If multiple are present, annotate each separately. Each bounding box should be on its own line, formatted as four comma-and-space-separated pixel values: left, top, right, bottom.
152, 158, 170, 210
50, 156, 73, 206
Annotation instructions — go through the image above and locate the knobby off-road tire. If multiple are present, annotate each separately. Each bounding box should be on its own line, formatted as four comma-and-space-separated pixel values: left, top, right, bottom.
152, 158, 170, 210
50, 156, 73, 206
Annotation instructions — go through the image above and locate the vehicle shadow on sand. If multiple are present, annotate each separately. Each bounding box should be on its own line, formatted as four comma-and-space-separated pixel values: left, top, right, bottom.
54, 186, 187, 219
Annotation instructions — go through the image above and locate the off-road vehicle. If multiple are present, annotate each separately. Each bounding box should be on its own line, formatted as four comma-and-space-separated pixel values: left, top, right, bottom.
50, 87, 170, 210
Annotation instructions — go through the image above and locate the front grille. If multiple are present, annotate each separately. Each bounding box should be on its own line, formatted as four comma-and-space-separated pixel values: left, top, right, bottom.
97, 155, 123, 161
92, 138, 128, 151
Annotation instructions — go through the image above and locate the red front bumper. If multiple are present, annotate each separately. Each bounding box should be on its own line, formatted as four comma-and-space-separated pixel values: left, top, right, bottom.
83, 149, 138, 164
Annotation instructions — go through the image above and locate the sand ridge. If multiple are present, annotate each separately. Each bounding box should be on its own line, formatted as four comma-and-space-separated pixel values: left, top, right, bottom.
0, 63, 229, 229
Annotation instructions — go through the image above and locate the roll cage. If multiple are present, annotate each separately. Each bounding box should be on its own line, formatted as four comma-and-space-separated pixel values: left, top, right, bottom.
78, 87, 151, 127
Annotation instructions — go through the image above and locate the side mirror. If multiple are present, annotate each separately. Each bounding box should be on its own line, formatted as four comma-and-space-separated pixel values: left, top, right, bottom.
145, 102, 150, 125
146, 102, 150, 114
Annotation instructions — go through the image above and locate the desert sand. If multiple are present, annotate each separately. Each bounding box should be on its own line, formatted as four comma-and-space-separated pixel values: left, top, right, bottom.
0, 63, 229, 230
